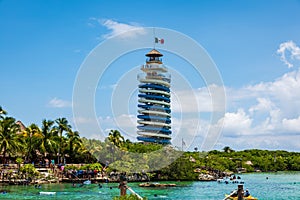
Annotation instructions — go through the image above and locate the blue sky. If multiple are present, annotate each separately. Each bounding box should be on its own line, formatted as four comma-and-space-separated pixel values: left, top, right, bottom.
1, 0, 300, 151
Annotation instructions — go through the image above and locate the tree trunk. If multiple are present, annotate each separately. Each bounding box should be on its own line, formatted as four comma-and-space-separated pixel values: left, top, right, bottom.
2, 146, 6, 164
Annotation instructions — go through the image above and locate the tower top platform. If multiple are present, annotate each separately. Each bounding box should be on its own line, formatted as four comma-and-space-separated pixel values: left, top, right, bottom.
145, 49, 163, 57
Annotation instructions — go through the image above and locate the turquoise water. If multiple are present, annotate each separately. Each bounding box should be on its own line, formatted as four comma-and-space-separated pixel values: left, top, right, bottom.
0, 172, 299, 199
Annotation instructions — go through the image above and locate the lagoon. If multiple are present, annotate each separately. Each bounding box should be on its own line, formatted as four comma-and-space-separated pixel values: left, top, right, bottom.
0, 172, 299, 199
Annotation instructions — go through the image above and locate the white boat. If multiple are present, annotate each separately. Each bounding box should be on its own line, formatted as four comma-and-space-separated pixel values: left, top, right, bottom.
39, 191, 56, 195
83, 180, 91, 185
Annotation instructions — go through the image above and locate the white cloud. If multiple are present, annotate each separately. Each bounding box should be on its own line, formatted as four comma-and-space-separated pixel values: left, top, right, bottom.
222, 109, 252, 136
282, 116, 300, 133
247, 69, 300, 118
277, 41, 300, 68
48, 97, 72, 108
92, 18, 146, 39
249, 98, 274, 114
205, 60, 300, 142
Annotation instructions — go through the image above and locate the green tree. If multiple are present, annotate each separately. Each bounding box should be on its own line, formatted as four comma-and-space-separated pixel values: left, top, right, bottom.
16, 157, 23, 172
0, 117, 21, 164
22, 123, 41, 162
108, 130, 125, 148
83, 138, 103, 160
20, 164, 39, 180
55, 117, 71, 164
39, 119, 58, 157
65, 129, 82, 162
223, 146, 234, 153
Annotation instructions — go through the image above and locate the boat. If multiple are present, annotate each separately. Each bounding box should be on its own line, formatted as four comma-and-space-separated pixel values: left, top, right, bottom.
83, 180, 91, 185
224, 189, 258, 200
224, 194, 258, 200
39, 191, 56, 195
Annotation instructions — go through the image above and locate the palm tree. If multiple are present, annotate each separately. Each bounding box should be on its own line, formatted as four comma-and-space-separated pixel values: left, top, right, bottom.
107, 130, 125, 163
22, 123, 41, 162
39, 119, 57, 158
0, 117, 21, 164
55, 118, 71, 164
65, 129, 82, 163
76, 141, 92, 162
108, 130, 125, 148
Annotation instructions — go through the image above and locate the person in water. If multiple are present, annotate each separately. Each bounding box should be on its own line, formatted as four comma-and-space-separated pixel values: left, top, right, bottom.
244, 189, 250, 197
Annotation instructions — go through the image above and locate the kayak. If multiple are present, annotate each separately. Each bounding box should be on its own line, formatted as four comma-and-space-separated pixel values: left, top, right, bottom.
224, 195, 258, 200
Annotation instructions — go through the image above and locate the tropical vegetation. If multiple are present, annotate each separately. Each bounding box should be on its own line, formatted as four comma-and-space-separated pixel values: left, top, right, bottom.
0, 106, 95, 165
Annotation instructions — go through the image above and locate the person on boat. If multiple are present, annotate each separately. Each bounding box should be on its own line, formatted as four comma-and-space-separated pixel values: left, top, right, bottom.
244, 189, 250, 197
119, 173, 128, 196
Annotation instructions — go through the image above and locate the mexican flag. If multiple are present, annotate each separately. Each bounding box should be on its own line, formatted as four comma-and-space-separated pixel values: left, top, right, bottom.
155, 37, 164, 44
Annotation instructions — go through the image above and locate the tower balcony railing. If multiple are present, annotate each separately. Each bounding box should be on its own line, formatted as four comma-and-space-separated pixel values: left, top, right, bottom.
146, 57, 162, 63
141, 64, 167, 72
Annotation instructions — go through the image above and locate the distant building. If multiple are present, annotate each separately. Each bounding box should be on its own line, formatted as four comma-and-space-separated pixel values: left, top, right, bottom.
137, 49, 171, 144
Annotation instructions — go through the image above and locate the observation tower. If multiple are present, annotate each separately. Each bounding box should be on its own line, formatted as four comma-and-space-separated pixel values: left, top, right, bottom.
137, 49, 171, 144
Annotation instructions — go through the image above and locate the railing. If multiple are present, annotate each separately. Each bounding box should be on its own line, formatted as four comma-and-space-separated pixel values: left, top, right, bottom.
141, 64, 167, 71
146, 57, 162, 62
